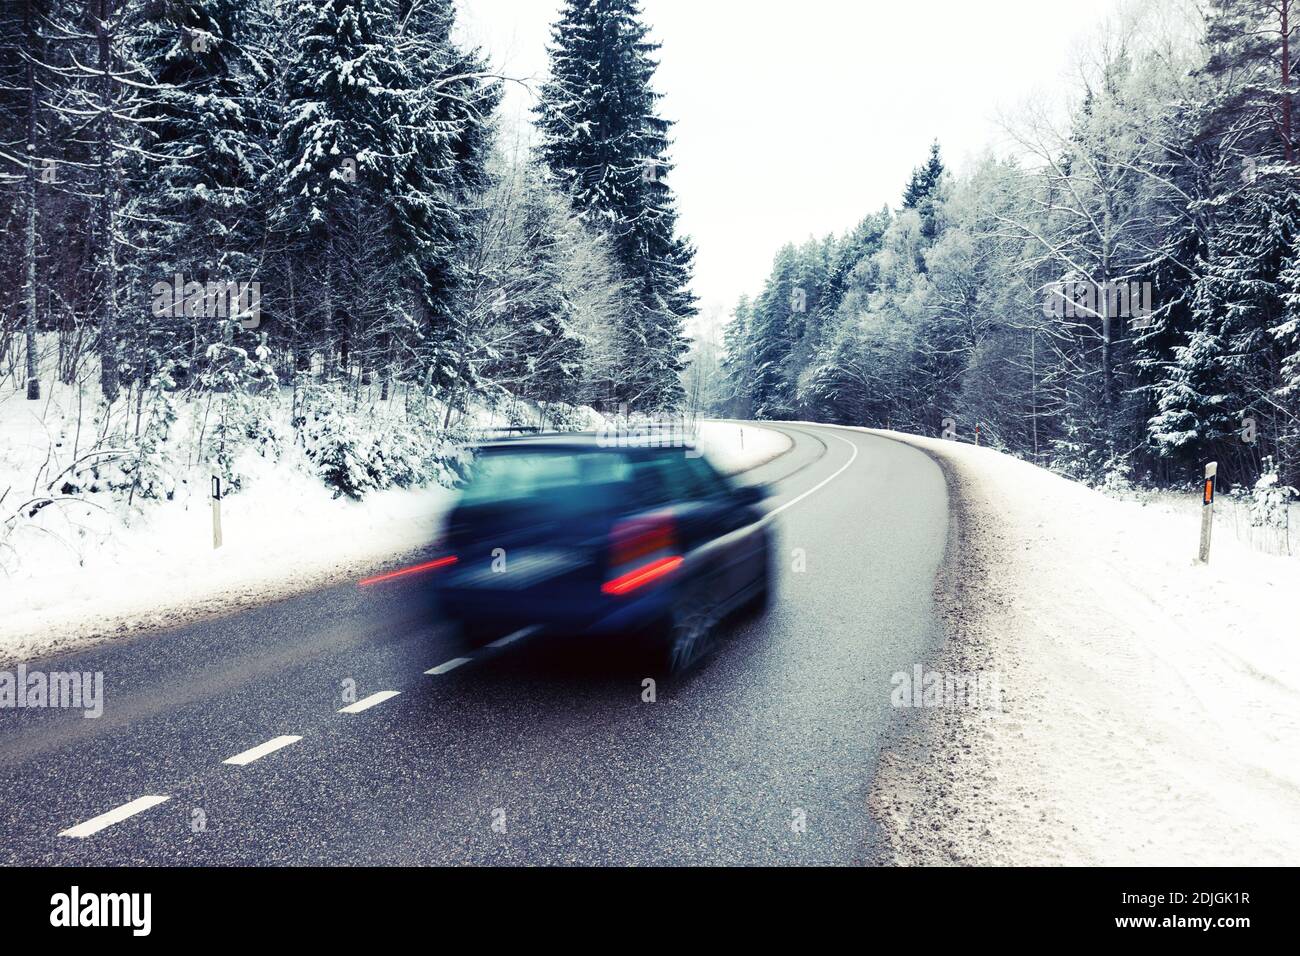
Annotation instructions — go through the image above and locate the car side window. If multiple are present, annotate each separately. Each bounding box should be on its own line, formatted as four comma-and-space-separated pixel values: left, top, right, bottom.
672, 455, 730, 500
627, 454, 731, 505
629, 457, 675, 508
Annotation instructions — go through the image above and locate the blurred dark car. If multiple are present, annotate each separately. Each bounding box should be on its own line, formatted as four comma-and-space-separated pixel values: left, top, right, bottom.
433, 434, 771, 674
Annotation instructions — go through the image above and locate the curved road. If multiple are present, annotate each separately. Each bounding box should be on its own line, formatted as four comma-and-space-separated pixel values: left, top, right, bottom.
0, 423, 948, 865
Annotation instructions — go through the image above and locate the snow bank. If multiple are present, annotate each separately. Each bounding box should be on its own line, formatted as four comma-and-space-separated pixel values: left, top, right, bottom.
859, 427, 1300, 865
1106, 486, 1296, 559
697, 420, 791, 475
0, 371, 470, 665
0, 453, 457, 666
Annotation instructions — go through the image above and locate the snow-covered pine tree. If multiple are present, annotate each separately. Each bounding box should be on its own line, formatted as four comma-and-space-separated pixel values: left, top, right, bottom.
534, 0, 695, 411
747, 243, 801, 419
781, 237, 830, 404
0, 0, 47, 398
40, 0, 154, 401
380, 0, 501, 406
902, 139, 945, 243
1158, 0, 1300, 485
1276, 233, 1300, 479
1127, 86, 1211, 484
903, 140, 945, 209
720, 295, 755, 418
130, 0, 273, 387
270, 0, 405, 379
482, 165, 586, 406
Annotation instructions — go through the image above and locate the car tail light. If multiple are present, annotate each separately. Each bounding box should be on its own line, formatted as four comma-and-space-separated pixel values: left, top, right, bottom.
602, 514, 682, 595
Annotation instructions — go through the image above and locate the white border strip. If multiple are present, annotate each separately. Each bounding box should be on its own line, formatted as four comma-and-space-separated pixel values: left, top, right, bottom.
59, 795, 171, 839
223, 734, 303, 766
425, 657, 471, 675
338, 691, 401, 714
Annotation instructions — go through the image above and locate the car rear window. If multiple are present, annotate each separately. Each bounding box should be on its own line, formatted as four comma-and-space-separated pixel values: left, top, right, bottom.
460, 450, 632, 506
625, 452, 730, 506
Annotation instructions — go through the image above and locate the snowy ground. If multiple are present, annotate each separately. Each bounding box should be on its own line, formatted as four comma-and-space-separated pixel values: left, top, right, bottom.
696, 419, 791, 475
0, 406, 787, 665
1106, 486, 1296, 559
854, 426, 1300, 866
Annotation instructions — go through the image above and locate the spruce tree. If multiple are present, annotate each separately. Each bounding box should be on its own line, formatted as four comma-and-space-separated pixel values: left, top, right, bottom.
720, 295, 755, 416
131, 0, 272, 381
1155, 0, 1300, 483
384, 0, 502, 399
902, 140, 944, 242
902, 140, 944, 209
270, 0, 399, 374
748, 244, 800, 418
488, 167, 586, 405
534, 0, 695, 410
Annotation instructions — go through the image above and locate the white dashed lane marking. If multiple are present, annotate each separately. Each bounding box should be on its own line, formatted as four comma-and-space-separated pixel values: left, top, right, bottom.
338, 691, 401, 714
223, 734, 303, 766
425, 657, 471, 675
59, 795, 171, 839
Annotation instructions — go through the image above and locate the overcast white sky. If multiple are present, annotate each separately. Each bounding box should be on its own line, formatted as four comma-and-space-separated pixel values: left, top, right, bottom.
456, 0, 1127, 317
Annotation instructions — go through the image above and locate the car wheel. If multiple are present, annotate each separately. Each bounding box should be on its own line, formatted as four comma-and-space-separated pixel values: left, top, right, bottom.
660, 594, 718, 676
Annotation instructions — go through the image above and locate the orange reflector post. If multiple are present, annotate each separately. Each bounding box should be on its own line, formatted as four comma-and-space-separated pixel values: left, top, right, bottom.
1198, 461, 1218, 564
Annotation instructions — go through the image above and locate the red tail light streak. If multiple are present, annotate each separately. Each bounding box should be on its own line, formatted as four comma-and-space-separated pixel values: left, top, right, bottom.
359, 555, 458, 587
601, 555, 684, 595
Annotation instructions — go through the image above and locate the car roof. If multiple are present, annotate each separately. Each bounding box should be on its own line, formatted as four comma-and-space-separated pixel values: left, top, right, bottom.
475, 431, 699, 457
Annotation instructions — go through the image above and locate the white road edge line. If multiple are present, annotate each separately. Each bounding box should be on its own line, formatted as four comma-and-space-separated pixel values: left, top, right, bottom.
488, 626, 539, 649
223, 734, 303, 765
425, 657, 472, 675
338, 691, 401, 714
59, 795, 171, 839
760, 429, 860, 523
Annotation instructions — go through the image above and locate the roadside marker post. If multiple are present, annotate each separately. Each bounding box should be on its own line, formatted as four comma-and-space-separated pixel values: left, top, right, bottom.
1197, 462, 1216, 564
212, 475, 223, 550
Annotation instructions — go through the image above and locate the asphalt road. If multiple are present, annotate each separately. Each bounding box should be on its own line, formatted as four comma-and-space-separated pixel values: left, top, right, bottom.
0, 423, 948, 865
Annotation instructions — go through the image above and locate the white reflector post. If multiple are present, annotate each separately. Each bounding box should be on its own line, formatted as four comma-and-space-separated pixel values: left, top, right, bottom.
212, 475, 223, 550
1197, 461, 1217, 564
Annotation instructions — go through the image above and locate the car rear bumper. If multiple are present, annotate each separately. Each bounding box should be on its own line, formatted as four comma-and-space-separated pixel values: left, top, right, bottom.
434, 581, 673, 637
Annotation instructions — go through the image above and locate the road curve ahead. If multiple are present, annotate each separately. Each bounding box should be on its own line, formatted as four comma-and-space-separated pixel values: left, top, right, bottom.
0, 423, 948, 865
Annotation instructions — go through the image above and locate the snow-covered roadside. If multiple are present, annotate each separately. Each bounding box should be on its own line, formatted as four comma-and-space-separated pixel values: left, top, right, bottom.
1104, 487, 1296, 559
855, 427, 1300, 866
0, 467, 458, 667
0, 420, 788, 666
697, 419, 792, 475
